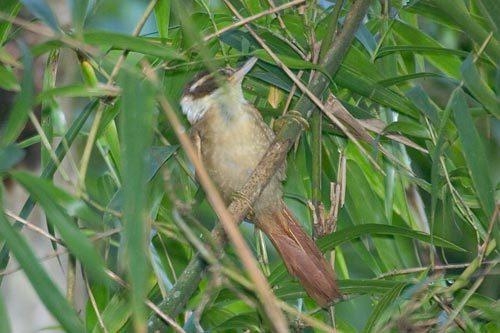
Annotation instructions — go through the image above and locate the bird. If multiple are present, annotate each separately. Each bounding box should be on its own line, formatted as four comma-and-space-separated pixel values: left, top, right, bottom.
180, 57, 341, 307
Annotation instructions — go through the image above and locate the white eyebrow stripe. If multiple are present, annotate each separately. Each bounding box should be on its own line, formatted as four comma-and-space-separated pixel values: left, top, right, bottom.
189, 74, 212, 92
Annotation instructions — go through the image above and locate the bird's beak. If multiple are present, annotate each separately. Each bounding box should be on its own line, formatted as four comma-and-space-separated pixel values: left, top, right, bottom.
231, 57, 258, 83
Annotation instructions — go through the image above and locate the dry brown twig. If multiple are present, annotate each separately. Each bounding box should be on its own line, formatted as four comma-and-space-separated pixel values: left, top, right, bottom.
308, 152, 346, 238
203, 0, 306, 43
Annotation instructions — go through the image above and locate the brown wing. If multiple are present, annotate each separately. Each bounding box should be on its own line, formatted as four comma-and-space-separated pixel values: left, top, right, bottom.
245, 102, 286, 181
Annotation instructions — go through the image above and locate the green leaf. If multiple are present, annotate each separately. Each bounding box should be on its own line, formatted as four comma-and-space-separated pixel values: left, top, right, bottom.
149, 146, 178, 181
83, 31, 185, 59
476, 0, 500, 33
154, 0, 171, 39
363, 283, 406, 332
336, 64, 419, 118
252, 49, 322, 71
377, 72, 450, 87
38, 84, 120, 100
11, 171, 109, 284
0, 65, 19, 91
431, 0, 500, 64
461, 55, 500, 117
0, 1, 20, 45
21, 0, 60, 32
0, 44, 34, 147
0, 145, 25, 172
390, 21, 463, 78
406, 85, 441, 125
273, 278, 405, 299
0, 46, 21, 68
0, 101, 97, 280
383, 120, 431, 139
317, 224, 466, 252
0, 209, 84, 332
451, 90, 496, 220
69, 0, 89, 33
119, 71, 155, 330
376, 45, 477, 61
91, 291, 131, 333
338, 279, 402, 294
0, 290, 10, 333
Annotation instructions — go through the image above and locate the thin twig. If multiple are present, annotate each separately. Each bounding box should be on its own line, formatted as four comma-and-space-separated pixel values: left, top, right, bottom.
203, 0, 306, 43
4, 209, 61, 244
85, 274, 109, 333
439, 262, 497, 332
376, 260, 500, 279
28, 112, 71, 182
478, 205, 499, 262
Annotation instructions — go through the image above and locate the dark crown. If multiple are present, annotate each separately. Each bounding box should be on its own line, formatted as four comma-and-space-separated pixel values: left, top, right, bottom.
183, 68, 235, 99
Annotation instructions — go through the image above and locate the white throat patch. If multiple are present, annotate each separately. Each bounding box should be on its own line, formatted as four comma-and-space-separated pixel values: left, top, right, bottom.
180, 85, 246, 124
180, 94, 211, 124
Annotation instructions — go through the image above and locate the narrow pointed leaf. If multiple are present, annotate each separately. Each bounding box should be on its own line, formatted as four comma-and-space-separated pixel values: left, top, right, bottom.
20, 0, 60, 32
0, 210, 84, 332
119, 71, 155, 330
1, 44, 34, 147
11, 172, 109, 284
317, 224, 466, 252
451, 90, 496, 221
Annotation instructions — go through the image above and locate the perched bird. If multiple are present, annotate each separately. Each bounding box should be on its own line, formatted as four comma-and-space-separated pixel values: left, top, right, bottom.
180, 57, 340, 307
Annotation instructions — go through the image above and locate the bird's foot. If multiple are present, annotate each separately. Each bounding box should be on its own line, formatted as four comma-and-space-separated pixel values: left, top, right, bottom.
273, 110, 309, 133
280, 110, 309, 129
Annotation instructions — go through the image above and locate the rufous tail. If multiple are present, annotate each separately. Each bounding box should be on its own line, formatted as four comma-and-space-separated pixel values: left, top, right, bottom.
255, 202, 341, 307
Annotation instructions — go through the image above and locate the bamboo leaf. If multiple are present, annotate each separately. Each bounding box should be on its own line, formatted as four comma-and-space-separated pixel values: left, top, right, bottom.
336, 64, 419, 118
21, 0, 60, 32
0, 65, 19, 91
154, 0, 171, 39
461, 55, 500, 117
476, 0, 500, 33
363, 283, 406, 332
0, 209, 84, 332
389, 21, 463, 78
84, 31, 185, 59
0, 44, 34, 147
69, 0, 89, 33
0, 290, 10, 333
451, 90, 496, 221
0, 101, 97, 278
38, 83, 120, 100
119, 71, 155, 330
91, 290, 131, 333
0, 144, 25, 172
377, 72, 450, 87
11, 171, 109, 284
383, 120, 431, 139
0, 1, 20, 45
317, 224, 466, 252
